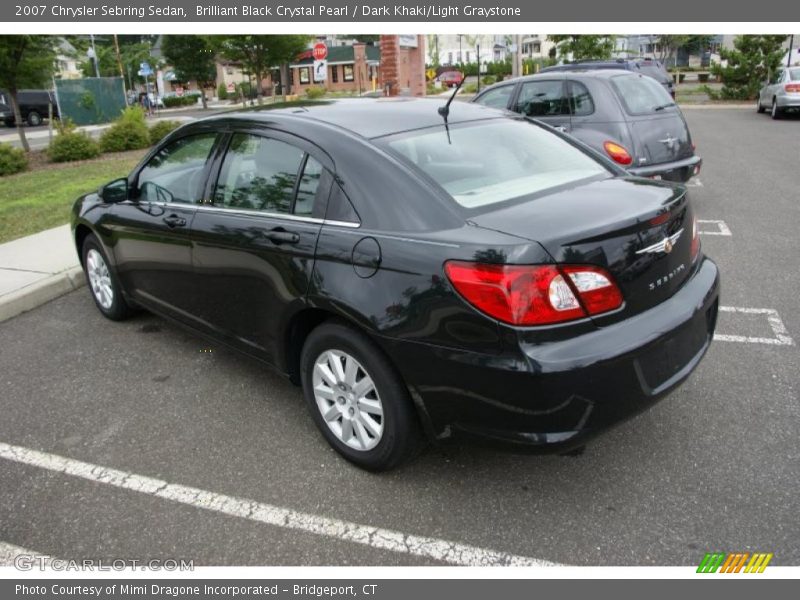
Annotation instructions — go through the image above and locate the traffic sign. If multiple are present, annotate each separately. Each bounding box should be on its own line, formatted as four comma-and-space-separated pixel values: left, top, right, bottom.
313, 60, 327, 82
226, 83, 235, 94
312, 43, 328, 61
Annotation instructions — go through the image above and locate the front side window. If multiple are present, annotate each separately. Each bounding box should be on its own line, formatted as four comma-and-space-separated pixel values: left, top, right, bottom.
515, 80, 568, 117
474, 85, 514, 109
380, 119, 609, 210
137, 133, 217, 204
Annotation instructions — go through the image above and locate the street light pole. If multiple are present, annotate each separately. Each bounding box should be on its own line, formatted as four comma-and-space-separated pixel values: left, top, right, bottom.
788, 35, 795, 68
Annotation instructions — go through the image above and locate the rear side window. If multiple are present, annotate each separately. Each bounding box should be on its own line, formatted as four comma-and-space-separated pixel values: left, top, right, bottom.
214, 133, 304, 213
568, 81, 594, 116
611, 75, 675, 115
515, 80, 568, 116
474, 85, 514, 109
790, 68, 800, 81
637, 64, 670, 84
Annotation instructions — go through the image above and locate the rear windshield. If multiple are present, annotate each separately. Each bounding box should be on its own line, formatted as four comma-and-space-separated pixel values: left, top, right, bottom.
790, 68, 800, 81
611, 74, 676, 115
378, 119, 609, 210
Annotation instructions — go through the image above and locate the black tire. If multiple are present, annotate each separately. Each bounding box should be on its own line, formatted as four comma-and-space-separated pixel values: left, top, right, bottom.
26, 110, 42, 127
756, 97, 765, 113
300, 321, 423, 471
81, 234, 134, 321
771, 98, 782, 120
4, 119, 15, 127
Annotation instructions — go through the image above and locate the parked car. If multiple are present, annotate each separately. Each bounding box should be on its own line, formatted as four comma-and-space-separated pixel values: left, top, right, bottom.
71, 99, 719, 470
436, 70, 465, 88
542, 57, 675, 98
0, 89, 59, 127
472, 70, 702, 182
757, 66, 800, 119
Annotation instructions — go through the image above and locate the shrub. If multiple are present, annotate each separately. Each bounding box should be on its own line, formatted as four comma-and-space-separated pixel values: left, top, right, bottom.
162, 94, 200, 108
0, 143, 28, 176
481, 75, 496, 85
149, 120, 181, 145
217, 83, 228, 100
48, 131, 100, 162
305, 86, 327, 99
100, 106, 151, 152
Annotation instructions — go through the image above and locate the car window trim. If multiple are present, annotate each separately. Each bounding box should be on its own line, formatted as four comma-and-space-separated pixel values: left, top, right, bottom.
159, 201, 360, 229
566, 79, 596, 118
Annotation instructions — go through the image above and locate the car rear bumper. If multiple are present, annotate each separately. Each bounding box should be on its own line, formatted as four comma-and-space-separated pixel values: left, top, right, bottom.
627, 154, 702, 183
378, 256, 720, 452
777, 94, 800, 109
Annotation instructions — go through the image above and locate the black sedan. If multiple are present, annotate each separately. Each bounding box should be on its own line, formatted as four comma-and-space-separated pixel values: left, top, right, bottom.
71, 98, 720, 470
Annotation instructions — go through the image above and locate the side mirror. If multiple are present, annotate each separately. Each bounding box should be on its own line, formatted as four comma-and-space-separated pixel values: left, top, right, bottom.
99, 178, 128, 203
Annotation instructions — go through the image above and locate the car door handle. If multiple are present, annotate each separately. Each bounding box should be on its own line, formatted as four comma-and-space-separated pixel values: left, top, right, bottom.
264, 228, 300, 245
163, 214, 187, 228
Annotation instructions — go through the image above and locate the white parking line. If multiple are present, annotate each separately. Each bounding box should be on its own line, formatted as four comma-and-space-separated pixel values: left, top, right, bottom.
0, 541, 48, 567
714, 306, 795, 346
698, 220, 732, 236
0, 442, 559, 567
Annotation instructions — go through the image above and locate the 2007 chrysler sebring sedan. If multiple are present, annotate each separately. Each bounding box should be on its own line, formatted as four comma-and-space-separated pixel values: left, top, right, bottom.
71, 98, 720, 470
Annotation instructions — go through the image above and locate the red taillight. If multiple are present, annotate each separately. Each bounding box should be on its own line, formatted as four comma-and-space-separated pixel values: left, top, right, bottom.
603, 141, 633, 166
785, 83, 800, 93
690, 215, 700, 261
444, 261, 623, 326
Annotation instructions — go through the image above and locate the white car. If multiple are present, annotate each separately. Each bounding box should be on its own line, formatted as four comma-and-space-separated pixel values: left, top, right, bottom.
757, 66, 800, 119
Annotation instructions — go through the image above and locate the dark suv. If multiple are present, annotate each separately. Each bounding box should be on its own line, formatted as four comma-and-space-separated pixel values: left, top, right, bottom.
0, 89, 59, 127
472, 69, 701, 182
542, 58, 675, 98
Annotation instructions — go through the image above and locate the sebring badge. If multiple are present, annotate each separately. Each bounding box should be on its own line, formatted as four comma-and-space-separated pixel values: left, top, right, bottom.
636, 228, 683, 255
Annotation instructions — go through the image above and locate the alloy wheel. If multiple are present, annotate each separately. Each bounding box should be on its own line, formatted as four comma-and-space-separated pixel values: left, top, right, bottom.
312, 349, 384, 451
86, 248, 114, 310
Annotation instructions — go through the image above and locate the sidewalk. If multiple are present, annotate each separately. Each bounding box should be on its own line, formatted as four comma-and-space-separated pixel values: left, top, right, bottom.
0, 225, 84, 322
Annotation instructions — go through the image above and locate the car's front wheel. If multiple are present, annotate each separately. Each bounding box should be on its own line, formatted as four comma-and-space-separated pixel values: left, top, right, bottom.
81, 234, 134, 321
757, 96, 765, 113
300, 322, 423, 471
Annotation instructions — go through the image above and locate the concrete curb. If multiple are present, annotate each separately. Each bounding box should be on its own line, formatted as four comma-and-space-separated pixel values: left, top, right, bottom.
0, 266, 85, 323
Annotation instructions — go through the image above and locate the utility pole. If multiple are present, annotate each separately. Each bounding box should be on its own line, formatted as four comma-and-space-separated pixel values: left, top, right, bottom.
113, 34, 127, 101
788, 35, 795, 68
476, 44, 481, 93
89, 34, 100, 77
511, 34, 522, 78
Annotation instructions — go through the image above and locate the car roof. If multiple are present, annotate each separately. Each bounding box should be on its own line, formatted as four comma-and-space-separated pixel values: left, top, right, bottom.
210, 97, 505, 139
512, 68, 634, 82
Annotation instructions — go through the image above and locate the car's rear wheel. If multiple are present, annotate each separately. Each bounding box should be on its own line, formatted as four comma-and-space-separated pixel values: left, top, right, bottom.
26, 110, 42, 127
756, 96, 765, 113
300, 321, 422, 471
81, 234, 134, 321
771, 98, 782, 119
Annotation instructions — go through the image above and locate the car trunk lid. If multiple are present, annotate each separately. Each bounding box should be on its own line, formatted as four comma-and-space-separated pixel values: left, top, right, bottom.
468, 177, 695, 324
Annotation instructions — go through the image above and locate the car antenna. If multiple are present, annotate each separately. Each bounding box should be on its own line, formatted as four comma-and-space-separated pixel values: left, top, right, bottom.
438, 77, 464, 144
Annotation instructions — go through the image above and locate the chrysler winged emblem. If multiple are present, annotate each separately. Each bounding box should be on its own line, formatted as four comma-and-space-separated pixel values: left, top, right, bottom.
636, 228, 683, 255
658, 134, 678, 150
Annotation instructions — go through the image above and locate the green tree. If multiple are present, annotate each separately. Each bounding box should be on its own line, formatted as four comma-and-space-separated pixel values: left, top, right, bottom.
215, 35, 310, 100
67, 35, 154, 91
656, 35, 714, 63
712, 35, 789, 100
161, 35, 216, 109
547, 35, 617, 61
0, 35, 57, 152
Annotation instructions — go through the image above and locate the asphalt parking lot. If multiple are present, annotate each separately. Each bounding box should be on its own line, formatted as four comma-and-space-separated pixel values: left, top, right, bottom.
0, 107, 798, 567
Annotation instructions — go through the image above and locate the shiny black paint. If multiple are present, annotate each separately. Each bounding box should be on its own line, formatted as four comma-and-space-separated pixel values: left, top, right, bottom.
71, 99, 719, 451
